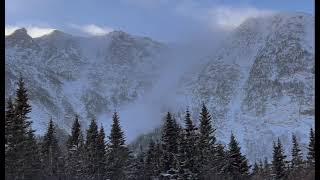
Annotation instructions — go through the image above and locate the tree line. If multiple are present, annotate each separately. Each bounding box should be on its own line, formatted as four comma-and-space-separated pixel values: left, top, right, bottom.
5, 77, 315, 180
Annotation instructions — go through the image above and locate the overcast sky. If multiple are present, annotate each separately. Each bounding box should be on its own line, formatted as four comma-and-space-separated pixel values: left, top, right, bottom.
5, 0, 314, 42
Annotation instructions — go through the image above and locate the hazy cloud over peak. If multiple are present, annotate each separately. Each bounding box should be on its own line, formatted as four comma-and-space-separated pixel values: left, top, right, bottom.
69, 24, 114, 36
5, 25, 55, 37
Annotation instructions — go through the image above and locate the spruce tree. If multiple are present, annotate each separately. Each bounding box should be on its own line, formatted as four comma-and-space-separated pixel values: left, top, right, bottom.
160, 112, 179, 178
145, 140, 160, 179
5, 98, 15, 178
291, 134, 303, 169
6, 77, 41, 179
198, 103, 217, 177
97, 125, 107, 179
128, 146, 147, 180
65, 115, 86, 178
263, 157, 270, 178
177, 108, 199, 179
5, 98, 15, 150
225, 133, 250, 179
307, 128, 315, 166
106, 111, 130, 180
41, 119, 63, 178
272, 138, 287, 180
24, 128, 42, 179
85, 118, 100, 178
251, 162, 259, 176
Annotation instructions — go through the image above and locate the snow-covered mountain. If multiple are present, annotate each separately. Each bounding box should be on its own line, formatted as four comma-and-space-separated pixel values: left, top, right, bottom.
5, 12, 314, 162
5, 28, 167, 132
174, 12, 314, 161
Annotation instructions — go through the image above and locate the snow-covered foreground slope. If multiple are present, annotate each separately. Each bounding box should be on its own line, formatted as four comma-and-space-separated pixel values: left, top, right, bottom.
5, 12, 314, 162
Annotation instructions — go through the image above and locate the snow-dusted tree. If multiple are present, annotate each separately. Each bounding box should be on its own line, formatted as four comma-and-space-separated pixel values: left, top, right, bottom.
85, 118, 100, 179
198, 103, 218, 177
263, 157, 271, 178
307, 128, 315, 166
145, 140, 161, 179
127, 146, 147, 180
5, 98, 15, 178
65, 115, 86, 178
272, 138, 287, 180
160, 112, 180, 178
41, 119, 63, 178
96, 125, 107, 179
5, 77, 42, 179
291, 134, 303, 169
177, 108, 199, 179
106, 111, 131, 180
225, 133, 250, 179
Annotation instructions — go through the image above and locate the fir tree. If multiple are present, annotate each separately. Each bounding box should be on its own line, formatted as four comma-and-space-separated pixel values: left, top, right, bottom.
5, 98, 15, 150
145, 140, 160, 179
6, 77, 41, 179
291, 134, 303, 169
41, 119, 63, 178
5, 98, 15, 178
198, 103, 217, 177
85, 118, 100, 178
106, 111, 130, 180
251, 162, 259, 176
66, 115, 82, 149
65, 115, 86, 178
160, 112, 180, 177
177, 108, 199, 179
225, 133, 250, 179
97, 125, 107, 179
272, 138, 287, 180
263, 157, 270, 177
258, 159, 263, 172
307, 128, 315, 166
128, 146, 147, 180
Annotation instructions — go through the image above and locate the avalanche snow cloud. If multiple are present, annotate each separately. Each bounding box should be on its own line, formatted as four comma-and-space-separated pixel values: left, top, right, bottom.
5, 12, 314, 162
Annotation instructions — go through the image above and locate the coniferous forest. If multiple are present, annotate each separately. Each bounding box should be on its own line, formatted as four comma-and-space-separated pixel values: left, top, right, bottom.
5, 78, 315, 180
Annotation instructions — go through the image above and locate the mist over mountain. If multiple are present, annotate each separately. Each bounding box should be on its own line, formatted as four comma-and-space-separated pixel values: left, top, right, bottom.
5, 12, 314, 162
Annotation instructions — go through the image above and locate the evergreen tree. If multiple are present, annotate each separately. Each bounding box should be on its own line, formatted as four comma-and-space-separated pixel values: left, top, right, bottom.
128, 146, 147, 180
85, 118, 100, 179
66, 115, 82, 149
160, 112, 180, 178
198, 103, 217, 177
5, 98, 15, 178
258, 159, 263, 172
177, 108, 199, 179
263, 157, 270, 176
6, 77, 41, 179
307, 128, 315, 166
291, 134, 303, 169
145, 140, 161, 179
225, 133, 250, 179
272, 138, 287, 180
41, 119, 63, 178
97, 125, 107, 179
106, 111, 130, 180
5, 98, 15, 150
215, 143, 227, 175
251, 162, 259, 176
65, 115, 86, 178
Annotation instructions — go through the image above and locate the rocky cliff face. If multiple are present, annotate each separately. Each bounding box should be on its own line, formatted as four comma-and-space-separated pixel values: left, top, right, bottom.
5, 12, 314, 162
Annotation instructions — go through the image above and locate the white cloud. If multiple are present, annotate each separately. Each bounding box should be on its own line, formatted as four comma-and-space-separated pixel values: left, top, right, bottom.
207, 6, 274, 30
70, 24, 114, 36
175, 2, 274, 30
5, 25, 19, 35
5, 25, 55, 37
